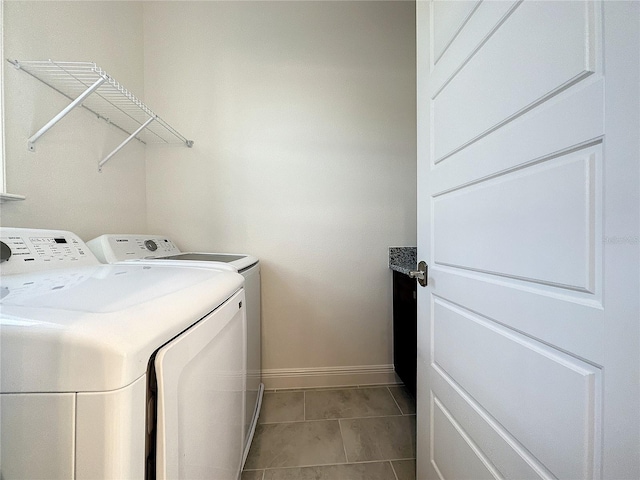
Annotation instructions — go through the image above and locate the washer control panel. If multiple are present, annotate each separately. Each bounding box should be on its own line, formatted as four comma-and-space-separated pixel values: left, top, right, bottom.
86, 234, 180, 263
0, 228, 99, 275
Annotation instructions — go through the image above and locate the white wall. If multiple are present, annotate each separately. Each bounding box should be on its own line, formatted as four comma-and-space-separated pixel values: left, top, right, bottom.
1, 1, 147, 240
1, 1, 417, 388
143, 1, 417, 387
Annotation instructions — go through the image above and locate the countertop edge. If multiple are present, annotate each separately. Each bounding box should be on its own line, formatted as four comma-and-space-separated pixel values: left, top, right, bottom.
388, 246, 417, 277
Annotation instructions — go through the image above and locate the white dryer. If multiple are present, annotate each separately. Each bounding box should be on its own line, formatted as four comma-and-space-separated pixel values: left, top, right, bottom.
0, 228, 247, 480
86, 234, 262, 463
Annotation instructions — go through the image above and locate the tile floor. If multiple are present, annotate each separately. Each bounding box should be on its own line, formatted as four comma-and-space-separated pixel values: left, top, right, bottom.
242, 385, 416, 480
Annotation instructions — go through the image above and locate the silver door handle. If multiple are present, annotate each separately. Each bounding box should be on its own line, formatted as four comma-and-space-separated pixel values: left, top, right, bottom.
409, 261, 428, 287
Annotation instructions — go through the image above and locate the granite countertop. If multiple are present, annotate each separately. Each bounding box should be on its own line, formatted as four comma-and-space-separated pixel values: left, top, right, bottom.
388, 247, 417, 276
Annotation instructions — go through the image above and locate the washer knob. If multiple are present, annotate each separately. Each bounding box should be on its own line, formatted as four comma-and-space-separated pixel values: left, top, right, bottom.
0, 241, 12, 263
144, 240, 158, 252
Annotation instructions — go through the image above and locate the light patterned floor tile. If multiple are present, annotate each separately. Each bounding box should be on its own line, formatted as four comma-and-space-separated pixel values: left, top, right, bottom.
262, 462, 397, 480
340, 415, 416, 462
388, 385, 416, 415
392, 459, 416, 480
241, 469, 264, 480
244, 420, 346, 469
305, 387, 401, 420
259, 391, 305, 424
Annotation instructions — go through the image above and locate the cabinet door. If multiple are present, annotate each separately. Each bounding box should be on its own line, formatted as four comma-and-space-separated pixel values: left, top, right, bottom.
393, 270, 417, 396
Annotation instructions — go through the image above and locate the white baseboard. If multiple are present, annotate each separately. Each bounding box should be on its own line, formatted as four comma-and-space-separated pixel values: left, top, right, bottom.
262, 364, 400, 390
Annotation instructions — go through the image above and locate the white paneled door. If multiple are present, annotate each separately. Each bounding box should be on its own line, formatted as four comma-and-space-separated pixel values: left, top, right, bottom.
416, 1, 639, 479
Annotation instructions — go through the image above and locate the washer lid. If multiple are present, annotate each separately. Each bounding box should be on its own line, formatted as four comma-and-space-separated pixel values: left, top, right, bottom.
85, 234, 258, 271
158, 252, 259, 272
160, 253, 246, 263
0, 264, 243, 393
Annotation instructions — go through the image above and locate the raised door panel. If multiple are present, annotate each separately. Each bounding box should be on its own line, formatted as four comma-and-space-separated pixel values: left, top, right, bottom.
433, 148, 599, 292
432, 0, 595, 163
432, 299, 600, 479
432, 0, 481, 64
431, 396, 499, 479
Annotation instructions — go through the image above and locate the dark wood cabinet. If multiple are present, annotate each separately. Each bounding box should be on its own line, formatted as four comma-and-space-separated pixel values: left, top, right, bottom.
392, 270, 417, 397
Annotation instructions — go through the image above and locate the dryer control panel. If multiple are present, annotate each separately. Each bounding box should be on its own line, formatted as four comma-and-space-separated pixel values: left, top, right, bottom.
0, 228, 99, 275
87, 234, 180, 263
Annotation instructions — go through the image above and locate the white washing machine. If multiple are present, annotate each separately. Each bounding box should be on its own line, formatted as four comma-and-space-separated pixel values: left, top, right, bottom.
0, 228, 247, 480
86, 234, 263, 464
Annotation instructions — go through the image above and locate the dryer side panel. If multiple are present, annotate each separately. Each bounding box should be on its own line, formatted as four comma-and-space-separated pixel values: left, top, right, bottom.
0, 392, 75, 479
75, 376, 146, 480
242, 263, 262, 439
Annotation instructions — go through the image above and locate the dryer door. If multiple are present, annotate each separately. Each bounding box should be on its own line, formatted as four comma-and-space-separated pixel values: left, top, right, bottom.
155, 289, 247, 480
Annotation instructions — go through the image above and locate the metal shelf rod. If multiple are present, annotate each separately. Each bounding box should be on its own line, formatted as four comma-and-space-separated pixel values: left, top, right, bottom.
27, 76, 106, 151
98, 116, 156, 171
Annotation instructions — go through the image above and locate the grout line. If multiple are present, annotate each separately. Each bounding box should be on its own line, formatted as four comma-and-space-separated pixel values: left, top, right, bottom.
265, 384, 402, 393
338, 419, 350, 464
255, 457, 417, 472
387, 385, 405, 415
303, 390, 306, 421
390, 460, 400, 480
264, 458, 415, 471
240, 468, 265, 479
258, 413, 406, 426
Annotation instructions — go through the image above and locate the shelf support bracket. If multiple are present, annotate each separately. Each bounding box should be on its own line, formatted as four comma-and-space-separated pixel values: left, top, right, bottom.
27, 76, 107, 152
99, 116, 156, 172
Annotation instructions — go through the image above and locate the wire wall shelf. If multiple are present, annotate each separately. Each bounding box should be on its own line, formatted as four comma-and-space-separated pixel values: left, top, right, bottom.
8, 59, 194, 171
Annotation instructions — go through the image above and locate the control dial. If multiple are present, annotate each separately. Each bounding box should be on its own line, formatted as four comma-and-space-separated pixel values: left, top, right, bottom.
0, 241, 11, 263
144, 240, 158, 252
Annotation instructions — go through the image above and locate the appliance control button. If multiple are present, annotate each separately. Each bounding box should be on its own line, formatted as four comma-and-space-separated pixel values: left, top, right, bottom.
144, 240, 158, 252
0, 241, 12, 263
